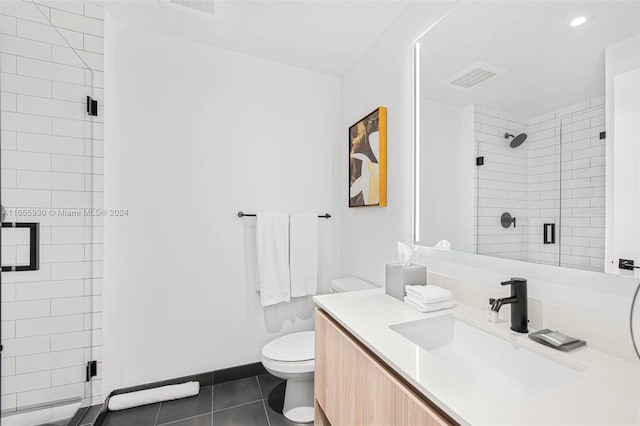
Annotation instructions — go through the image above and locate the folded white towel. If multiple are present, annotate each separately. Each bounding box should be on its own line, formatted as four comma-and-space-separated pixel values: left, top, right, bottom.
405, 285, 453, 304
256, 213, 291, 306
404, 296, 454, 313
289, 213, 319, 298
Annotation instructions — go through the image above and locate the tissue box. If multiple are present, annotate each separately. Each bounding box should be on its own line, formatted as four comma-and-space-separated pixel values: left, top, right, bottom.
385, 263, 427, 301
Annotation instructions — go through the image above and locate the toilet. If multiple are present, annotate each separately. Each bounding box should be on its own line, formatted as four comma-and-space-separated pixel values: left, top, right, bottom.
261, 277, 376, 423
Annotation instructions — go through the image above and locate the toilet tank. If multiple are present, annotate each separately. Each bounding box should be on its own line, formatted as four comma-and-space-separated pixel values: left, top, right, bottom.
330, 277, 376, 293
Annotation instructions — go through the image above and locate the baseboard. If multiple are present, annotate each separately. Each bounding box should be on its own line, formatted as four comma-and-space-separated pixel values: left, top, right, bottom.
92, 362, 266, 425
214, 362, 267, 384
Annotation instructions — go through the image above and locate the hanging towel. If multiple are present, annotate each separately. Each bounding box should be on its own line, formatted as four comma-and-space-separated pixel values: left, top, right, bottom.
242, 216, 259, 292
405, 285, 453, 304
256, 213, 291, 306
289, 213, 319, 298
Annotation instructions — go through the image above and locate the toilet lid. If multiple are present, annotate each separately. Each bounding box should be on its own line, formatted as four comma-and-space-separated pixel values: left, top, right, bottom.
262, 331, 314, 362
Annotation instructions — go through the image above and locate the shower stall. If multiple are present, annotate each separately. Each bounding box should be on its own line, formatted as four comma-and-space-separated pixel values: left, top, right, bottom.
0, 1, 104, 424
475, 97, 607, 271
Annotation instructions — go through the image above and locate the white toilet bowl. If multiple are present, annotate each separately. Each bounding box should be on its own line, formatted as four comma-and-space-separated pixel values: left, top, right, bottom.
261, 331, 315, 423
260, 277, 376, 423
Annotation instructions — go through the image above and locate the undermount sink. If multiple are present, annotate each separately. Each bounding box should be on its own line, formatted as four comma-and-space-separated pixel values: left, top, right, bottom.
390, 315, 581, 400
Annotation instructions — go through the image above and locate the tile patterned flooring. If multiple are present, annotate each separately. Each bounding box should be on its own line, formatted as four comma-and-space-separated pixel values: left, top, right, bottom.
97, 373, 299, 426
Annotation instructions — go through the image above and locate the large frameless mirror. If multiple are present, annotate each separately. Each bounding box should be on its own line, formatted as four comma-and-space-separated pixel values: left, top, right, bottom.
413, 1, 640, 275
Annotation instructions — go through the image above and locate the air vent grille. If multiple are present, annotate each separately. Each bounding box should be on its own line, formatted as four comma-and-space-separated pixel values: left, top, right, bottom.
445, 62, 505, 90
160, 0, 215, 17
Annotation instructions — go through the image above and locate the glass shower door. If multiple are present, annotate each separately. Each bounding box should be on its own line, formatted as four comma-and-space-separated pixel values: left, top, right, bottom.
525, 113, 562, 267
558, 98, 607, 272
0, 1, 103, 424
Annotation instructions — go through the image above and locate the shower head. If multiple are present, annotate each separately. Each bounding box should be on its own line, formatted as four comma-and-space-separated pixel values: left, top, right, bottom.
504, 132, 528, 148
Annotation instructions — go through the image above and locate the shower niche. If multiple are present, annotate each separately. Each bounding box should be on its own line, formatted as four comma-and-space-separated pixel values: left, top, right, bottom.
413, 1, 640, 273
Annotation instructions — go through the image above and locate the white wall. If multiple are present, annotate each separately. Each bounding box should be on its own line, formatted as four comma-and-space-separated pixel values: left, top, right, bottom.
605, 35, 640, 276
419, 99, 473, 252
104, 19, 341, 393
340, 2, 458, 285
475, 106, 529, 260
0, 1, 104, 423
613, 69, 640, 279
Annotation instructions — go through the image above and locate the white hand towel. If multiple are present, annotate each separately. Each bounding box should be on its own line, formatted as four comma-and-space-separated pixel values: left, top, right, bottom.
242, 216, 259, 292
256, 213, 290, 306
404, 296, 454, 313
405, 285, 453, 304
289, 213, 319, 298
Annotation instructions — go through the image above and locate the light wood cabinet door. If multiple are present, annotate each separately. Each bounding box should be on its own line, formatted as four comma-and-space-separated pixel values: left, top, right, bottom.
315, 309, 453, 426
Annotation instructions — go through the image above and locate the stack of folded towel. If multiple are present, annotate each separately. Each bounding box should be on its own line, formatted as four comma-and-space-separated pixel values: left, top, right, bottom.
404, 285, 454, 313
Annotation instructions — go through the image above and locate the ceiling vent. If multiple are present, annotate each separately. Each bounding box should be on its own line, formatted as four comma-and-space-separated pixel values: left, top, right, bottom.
445, 62, 505, 90
159, 0, 216, 17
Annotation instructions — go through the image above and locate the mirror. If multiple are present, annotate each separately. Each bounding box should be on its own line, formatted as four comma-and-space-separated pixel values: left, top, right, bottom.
414, 1, 640, 273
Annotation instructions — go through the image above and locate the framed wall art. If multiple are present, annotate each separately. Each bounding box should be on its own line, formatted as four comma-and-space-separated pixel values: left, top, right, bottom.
349, 106, 387, 207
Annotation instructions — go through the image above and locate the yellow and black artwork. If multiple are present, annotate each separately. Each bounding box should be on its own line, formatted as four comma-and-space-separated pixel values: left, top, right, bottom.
349, 107, 387, 207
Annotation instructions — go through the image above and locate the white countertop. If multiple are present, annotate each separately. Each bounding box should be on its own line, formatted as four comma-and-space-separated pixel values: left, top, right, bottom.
313, 288, 640, 426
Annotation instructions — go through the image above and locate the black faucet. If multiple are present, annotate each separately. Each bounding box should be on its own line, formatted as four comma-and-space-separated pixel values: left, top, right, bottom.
490, 277, 528, 333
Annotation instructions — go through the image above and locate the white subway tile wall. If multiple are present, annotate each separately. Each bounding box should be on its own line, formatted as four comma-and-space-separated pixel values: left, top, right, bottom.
530, 97, 606, 271
475, 98, 605, 272
475, 106, 529, 261
526, 108, 562, 267
0, 1, 104, 424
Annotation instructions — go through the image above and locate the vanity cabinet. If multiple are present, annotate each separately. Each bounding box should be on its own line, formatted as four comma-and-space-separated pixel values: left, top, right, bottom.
315, 309, 453, 426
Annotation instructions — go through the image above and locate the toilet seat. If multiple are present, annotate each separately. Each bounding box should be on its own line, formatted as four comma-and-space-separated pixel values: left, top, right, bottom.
262, 331, 314, 362
262, 356, 315, 374
261, 331, 315, 374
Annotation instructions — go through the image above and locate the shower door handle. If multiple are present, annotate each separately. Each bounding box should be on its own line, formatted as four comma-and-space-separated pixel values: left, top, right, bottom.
544, 223, 556, 244
1, 222, 40, 272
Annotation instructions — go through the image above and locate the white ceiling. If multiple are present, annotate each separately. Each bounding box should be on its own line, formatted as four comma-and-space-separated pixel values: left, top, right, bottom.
105, 0, 410, 75
418, 1, 640, 118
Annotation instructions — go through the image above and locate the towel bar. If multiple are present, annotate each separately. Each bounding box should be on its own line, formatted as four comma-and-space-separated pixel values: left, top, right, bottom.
237, 211, 331, 219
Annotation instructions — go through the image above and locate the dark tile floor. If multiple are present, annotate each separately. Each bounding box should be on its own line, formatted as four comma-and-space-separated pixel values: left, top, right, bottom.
97, 373, 304, 426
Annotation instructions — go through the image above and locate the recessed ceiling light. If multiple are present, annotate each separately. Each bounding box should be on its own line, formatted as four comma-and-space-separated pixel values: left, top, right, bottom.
570, 16, 588, 27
